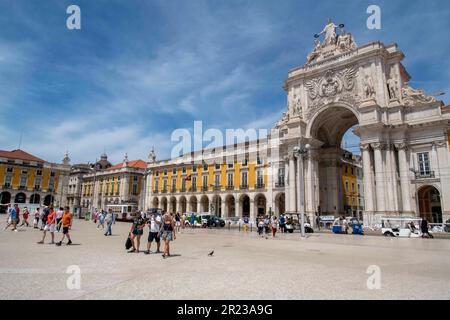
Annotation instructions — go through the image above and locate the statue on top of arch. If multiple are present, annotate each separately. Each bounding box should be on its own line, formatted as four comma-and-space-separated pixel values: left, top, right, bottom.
306, 19, 357, 65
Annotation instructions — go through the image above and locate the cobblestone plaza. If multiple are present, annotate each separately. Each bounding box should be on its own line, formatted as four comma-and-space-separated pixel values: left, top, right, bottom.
1, 221, 449, 300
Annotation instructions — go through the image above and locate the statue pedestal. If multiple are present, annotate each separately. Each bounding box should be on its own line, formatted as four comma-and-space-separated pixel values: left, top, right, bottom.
388, 98, 400, 107
359, 98, 378, 109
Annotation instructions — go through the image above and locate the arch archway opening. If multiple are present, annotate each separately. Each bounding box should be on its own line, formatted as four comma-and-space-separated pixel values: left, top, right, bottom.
212, 195, 222, 216
189, 196, 198, 213
309, 105, 361, 217
30, 194, 41, 204
200, 195, 209, 213
240, 194, 250, 217
43, 195, 54, 206
418, 185, 442, 223
225, 195, 236, 217
275, 193, 285, 215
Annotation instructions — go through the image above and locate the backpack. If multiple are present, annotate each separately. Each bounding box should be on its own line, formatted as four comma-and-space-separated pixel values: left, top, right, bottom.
280, 216, 285, 224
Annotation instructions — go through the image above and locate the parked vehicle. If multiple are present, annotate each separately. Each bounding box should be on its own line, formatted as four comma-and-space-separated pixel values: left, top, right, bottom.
200, 214, 225, 228
380, 217, 430, 238
284, 214, 314, 234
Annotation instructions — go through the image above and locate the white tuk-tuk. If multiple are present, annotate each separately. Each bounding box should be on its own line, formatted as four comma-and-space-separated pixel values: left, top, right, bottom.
380, 217, 423, 238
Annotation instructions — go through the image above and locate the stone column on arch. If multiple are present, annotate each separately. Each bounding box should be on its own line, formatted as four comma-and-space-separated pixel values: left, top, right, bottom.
395, 142, 412, 213
372, 142, 386, 213
284, 156, 290, 213
249, 198, 255, 223
288, 153, 296, 213
361, 143, 376, 216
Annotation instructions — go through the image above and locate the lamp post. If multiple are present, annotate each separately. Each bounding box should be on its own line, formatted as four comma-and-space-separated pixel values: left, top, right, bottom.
293, 144, 310, 238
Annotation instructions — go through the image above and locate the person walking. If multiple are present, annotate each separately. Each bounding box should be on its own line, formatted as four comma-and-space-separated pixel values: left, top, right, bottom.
181, 213, 186, 230
175, 212, 181, 232
279, 214, 286, 233
271, 216, 278, 238
257, 217, 264, 236
97, 210, 105, 230
263, 216, 270, 236
144, 213, 162, 254
55, 207, 64, 232
421, 217, 432, 238
33, 208, 40, 229
38, 206, 56, 244
4, 204, 19, 231
20, 207, 30, 227
56, 207, 73, 246
161, 212, 176, 259
40, 206, 49, 230
316, 213, 321, 231
104, 209, 113, 236
127, 212, 145, 253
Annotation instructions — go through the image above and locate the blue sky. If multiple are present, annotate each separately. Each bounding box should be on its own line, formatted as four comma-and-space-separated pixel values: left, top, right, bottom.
0, 0, 449, 164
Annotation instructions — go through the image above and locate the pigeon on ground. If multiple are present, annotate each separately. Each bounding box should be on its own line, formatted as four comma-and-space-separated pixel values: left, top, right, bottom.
208, 250, 214, 256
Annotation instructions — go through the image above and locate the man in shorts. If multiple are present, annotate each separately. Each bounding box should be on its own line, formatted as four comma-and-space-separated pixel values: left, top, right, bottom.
38, 206, 56, 244
56, 207, 73, 246
144, 213, 161, 254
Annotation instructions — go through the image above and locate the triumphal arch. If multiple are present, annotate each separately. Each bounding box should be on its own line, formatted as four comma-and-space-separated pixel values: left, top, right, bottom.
273, 20, 450, 224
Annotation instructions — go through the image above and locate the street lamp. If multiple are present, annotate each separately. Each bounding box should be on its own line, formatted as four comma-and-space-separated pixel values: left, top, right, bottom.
293, 143, 311, 238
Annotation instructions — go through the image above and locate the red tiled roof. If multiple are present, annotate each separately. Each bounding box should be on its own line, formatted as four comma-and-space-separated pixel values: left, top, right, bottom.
107, 159, 147, 170
0, 149, 45, 163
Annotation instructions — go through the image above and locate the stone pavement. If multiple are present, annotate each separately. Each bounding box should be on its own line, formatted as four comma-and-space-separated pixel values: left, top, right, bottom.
0, 219, 449, 300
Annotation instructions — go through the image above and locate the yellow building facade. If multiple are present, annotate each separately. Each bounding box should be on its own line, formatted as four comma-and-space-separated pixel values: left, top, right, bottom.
0, 149, 70, 212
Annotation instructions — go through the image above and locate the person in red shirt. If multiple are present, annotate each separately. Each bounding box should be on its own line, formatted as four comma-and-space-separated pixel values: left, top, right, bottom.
20, 207, 30, 227
37, 206, 56, 244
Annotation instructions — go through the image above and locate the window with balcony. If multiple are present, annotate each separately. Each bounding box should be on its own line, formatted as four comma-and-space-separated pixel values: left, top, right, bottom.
256, 170, 264, 188
4, 175, 12, 188
227, 173, 234, 189
171, 178, 176, 192
214, 174, 221, 190
132, 184, 138, 195
50, 171, 55, 177
19, 176, 27, 189
182, 167, 186, 174
6, 167, 13, 173
34, 177, 41, 190
203, 164, 208, 171
172, 168, 176, 174
202, 175, 208, 191
192, 166, 197, 173
181, 178, 186, 192
215, 163, 220, 170
241, 171, 248, 189
276, 168, 285, 187
36, 169, 42, 176
191, 176, 197, 191
227, 162, 233, 169
417, 152, 432, 177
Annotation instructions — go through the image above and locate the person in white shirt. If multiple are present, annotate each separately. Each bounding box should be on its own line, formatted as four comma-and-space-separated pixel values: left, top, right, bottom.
144, 213, 162, 254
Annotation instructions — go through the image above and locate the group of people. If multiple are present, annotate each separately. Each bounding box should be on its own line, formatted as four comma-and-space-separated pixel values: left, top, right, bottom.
255, 214, 290, 237
91, 209, 116, 236
1, 203, 74, 246
127, 211, 177, 259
